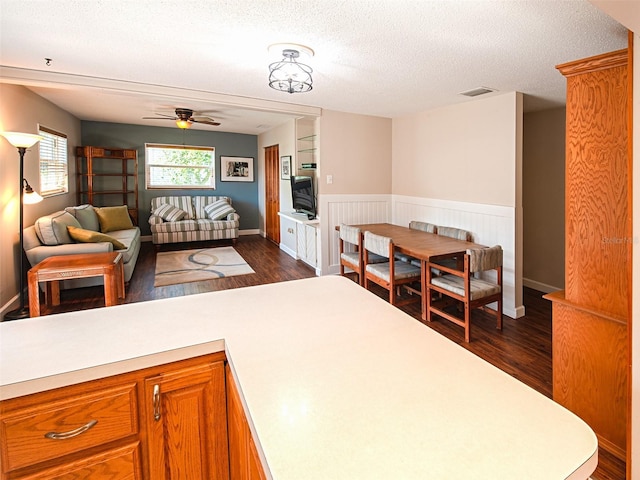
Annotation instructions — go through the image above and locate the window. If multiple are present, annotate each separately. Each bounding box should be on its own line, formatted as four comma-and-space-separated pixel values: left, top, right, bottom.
38, 126, 68, 197
145, 144, 215, 189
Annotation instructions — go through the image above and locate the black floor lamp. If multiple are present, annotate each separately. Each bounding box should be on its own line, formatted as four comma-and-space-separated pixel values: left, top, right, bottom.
2, 132, 43, 321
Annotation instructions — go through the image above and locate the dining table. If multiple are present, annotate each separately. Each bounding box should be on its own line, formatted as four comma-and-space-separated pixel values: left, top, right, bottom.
346, 223, 486, 320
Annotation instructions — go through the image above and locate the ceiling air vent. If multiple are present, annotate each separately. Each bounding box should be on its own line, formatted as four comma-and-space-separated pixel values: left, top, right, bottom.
459, 87, 496, 97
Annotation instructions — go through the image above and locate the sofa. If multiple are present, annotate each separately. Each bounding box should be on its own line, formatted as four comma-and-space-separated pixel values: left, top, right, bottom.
23, 204, 141, 289
149, 195, 240, 245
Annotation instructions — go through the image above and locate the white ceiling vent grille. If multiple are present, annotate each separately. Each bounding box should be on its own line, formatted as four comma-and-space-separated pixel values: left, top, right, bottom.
459, 87, 496, 97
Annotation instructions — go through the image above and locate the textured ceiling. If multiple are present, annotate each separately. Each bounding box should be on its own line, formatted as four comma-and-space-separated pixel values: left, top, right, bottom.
0, 0, 629, 134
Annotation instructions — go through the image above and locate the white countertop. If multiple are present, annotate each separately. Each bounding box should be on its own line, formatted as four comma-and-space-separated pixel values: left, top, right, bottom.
0, 276, 597, 479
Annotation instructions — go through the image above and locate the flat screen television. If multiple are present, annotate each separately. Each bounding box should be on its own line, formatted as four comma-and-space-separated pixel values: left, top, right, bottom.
291, 175, 316, 219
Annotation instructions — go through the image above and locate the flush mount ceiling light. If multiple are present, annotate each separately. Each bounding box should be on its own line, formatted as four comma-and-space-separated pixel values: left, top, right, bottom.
268, 43, 314, 94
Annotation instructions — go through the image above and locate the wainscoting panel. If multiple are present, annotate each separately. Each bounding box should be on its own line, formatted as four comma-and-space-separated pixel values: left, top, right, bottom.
393, 195, 522, 319
319, 194, 523, 319
319, 194, 391, 275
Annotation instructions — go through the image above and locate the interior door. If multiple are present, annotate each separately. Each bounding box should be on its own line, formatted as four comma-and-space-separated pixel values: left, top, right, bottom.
265, 145, 280, 244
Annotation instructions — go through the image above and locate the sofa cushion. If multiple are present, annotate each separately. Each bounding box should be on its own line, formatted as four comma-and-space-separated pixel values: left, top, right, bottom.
65, 205, 100, 231
67, 225, 126, 250
197, 219, 237, 231
204, 200, 236, 220
150, 196, 195, 220
154, 203, 187, 222
95, 206, 134, 233
150, 219, 198, 234
108, 227, 141, 264
35, 211, 81, 246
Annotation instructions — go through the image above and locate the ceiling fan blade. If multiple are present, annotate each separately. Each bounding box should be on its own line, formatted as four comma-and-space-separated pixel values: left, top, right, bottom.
193, 119, 221, 126
142, 116, 176, 120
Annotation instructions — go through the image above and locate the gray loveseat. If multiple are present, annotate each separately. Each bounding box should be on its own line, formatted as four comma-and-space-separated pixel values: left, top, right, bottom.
149, 195, 239, 245
24, 204, 141, 289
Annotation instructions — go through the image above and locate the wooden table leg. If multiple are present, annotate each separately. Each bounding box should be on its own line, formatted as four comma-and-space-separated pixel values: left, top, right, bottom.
49, 281, 61, 306
103, 269, 117, 307
27, 270, 41, 318
421, 260, 427, 321
117, 257, 125, 300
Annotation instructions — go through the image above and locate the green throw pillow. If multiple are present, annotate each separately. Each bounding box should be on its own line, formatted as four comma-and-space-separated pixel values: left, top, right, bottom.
95, 206, 134, 232
68, 226, 126, 250
204, 200, 235, 220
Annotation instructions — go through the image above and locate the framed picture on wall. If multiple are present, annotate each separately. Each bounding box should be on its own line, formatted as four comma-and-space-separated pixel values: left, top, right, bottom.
221, 156, 254, 182
281, 156, 291, 180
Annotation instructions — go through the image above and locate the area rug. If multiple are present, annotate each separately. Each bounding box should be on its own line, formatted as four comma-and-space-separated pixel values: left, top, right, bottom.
154, 247, 255, 287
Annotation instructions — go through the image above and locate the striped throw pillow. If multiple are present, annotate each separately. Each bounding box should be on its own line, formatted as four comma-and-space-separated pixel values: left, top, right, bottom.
154, 203, 187, 222
204, 200, 236, 220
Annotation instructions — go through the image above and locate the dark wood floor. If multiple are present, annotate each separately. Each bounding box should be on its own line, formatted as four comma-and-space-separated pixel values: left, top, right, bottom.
43, 235, 625, 480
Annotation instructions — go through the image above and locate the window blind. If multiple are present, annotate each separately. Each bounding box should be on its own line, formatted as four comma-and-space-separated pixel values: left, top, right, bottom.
38, 126, 68, 196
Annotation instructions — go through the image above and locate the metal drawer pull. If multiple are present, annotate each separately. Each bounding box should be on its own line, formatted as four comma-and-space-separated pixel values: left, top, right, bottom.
153, 384, 161, 421
44, 419, 98, 440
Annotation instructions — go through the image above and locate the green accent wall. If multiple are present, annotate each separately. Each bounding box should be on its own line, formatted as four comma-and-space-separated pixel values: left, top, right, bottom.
81, 121, 259, 235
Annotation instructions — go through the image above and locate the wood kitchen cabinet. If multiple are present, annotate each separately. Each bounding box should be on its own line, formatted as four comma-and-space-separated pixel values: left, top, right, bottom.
226, 365, 266, 480
0, 352, 228, 480
143, 360, 228, 479
547, 44, 632, 468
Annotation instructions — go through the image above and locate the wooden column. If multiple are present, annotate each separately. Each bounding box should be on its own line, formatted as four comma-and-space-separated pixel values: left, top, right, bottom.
546, 46, 631, 463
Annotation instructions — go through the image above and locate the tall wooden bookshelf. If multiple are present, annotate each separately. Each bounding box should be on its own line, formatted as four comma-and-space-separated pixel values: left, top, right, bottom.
76, 146, 139, 224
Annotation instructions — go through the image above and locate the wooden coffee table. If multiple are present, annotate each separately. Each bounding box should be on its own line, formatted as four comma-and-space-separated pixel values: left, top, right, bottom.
28, 252, 125, 317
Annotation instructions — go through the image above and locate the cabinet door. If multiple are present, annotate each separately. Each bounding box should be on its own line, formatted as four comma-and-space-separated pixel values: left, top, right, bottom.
304, 224, 317, 266
144, 361, 229, 480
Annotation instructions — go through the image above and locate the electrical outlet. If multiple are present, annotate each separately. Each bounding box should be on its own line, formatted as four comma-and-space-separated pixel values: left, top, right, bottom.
326, 175, 333, 184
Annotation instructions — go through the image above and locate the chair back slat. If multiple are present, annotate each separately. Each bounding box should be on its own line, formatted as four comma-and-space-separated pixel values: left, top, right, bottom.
438, 226, 472, 242
409, 221, 437, 234
364, 231, 391, 258
339, 224, 361, 245
467, 245, 503, 273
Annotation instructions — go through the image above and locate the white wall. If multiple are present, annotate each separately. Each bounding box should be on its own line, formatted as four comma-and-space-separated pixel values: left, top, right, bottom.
392, 92, 520, 207
391, 92, 523, 317
0, 84, 81, 316
522, 108, 565, 292
319, 110, 392, 195
257, 119, 296, 235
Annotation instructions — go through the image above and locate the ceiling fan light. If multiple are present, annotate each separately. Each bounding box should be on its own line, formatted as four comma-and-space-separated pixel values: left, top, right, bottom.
176, 119, 191, 129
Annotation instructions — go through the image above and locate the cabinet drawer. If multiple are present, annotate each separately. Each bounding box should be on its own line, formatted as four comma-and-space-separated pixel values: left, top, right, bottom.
16, 442, 142, 480
1, 384, 138, 472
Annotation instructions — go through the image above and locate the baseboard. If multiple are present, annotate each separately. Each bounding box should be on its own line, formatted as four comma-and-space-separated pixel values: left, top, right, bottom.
279, 243, 297, 259
0, 293, 21, 322
522, 277, 562, 294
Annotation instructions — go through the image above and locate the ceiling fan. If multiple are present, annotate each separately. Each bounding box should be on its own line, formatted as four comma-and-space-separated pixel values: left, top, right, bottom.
143, 108, 221, 129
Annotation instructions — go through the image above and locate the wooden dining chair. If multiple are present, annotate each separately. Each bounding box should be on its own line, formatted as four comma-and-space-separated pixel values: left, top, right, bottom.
339, 224, 385, 285
430, 226, 474, 272
426, 245, 503, 342
363, 231, 421, 306
396, 221, 438, 264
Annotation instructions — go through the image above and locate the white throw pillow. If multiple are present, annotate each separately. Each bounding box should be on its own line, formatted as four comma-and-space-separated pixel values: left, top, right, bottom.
35, 211, 81, 245
154, 203, 187, 222
204, 200, 235, 220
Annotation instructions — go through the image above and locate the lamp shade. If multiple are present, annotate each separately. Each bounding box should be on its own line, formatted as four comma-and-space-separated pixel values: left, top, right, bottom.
1, 132, 43, 148
23, 190, 43, 204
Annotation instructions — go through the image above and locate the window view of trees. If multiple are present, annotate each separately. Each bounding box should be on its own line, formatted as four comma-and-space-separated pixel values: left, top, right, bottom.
146, 144, 215, 189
